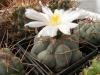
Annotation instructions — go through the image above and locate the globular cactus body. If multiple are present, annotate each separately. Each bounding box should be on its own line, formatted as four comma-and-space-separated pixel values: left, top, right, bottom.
31, 36, 82, 72
0, 48, 25, 75
83, 67, 96, 75
92, 59, 100, 74
75, 22, 100, 45
82, 55, 100, 75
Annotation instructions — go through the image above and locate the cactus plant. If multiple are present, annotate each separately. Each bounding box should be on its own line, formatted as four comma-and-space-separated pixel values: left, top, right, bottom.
11, 0, 41, 32
92, 59, 100, 74
12, 7, 26, 33
82, 55, 100, 75
74, 21, 100, 45
31, 36, 82, 72
0, 48, 25, 75
83, 67, 96, 75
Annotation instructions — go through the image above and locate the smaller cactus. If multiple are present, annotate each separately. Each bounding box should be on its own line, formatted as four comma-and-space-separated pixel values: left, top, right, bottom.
74, 21, 100, 45
83, 67, 96, 75
12, 7, 26, 33
0, 48, 25, 75
92, 59, 100, 74
82, 55, 100, 75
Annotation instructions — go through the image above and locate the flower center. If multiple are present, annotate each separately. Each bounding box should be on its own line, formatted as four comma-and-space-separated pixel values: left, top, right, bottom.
50, 15, 60, 26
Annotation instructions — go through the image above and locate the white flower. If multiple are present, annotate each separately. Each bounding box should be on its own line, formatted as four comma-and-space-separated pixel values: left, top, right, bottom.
25, 6, 81, 37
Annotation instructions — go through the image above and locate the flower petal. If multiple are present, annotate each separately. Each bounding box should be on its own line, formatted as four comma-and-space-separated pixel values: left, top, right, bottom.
38, 26, 58, 37
61, 22, 78, 28
67, 23, 78, 29
25, 8, 48, 22
62, 9, 81, 22
54, 9, 64, 16
25, 21, 46, 27
58, 24, 71, 35
42, 6, 53, 17
40, 13, 49, 22
58, 22, 78, 35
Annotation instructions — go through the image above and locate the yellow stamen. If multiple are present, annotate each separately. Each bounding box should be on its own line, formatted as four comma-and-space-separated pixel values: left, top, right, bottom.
50, 15, 60, 26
